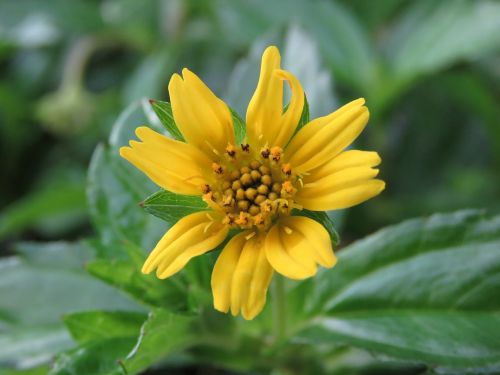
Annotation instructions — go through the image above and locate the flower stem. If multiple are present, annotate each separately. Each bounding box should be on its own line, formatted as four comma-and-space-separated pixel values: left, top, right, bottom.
273, 274, 287, 343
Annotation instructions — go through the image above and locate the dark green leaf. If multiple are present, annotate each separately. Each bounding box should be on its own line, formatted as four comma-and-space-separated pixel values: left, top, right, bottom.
149, 100, 184, 141
293, 209, 339, 247
49, 337, 134, 375
86, 258, 187, 310
63, 311, 146, 345
120, 309, 198, 374
0, 242, 141, 368
298, 210, 500, 370
142, 190, 207, 226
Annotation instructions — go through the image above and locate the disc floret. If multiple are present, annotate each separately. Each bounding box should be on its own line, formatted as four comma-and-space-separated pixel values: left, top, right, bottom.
203, 143, 300, 230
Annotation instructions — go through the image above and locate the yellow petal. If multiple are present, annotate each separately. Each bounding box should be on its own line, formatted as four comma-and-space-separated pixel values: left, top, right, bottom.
119, 127, 210, 195
246, 46, 282, 149
211, 232, 273, 320
265, 218, 331, 280
286, 98, 368, 174
295, 149, 385, 211
168, 69, 234, 159
211, 232, 248, 314
273, 69, 305, 148
280, 216, 336, 269
296, 179, 386, 211
306, 150, 381, 180
141, 211, 228, 279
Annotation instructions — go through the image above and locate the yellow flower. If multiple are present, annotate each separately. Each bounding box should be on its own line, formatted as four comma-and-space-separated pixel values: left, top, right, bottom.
120, 46, 385, 320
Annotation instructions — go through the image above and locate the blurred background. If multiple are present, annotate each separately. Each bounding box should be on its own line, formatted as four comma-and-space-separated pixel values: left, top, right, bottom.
0, 0, 499, 372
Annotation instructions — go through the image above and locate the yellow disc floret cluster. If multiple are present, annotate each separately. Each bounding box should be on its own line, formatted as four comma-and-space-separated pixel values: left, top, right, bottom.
202, 143, 299, 231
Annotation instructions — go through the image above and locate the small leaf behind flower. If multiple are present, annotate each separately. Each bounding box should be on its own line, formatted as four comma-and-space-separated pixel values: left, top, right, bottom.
230, 107, 246, 144
295, 94, 310, 134
63, 311, 147, 345
149, 100, 185, 141
142, 189, 208, 226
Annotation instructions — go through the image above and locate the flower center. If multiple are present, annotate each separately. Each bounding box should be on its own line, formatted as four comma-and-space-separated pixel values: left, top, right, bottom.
202, 143, 300, 230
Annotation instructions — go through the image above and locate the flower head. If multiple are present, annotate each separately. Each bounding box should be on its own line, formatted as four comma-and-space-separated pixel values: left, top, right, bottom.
120, 46, 385, 320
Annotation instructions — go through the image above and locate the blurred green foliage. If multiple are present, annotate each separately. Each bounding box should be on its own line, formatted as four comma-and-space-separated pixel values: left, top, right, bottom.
1, 0, 500, 374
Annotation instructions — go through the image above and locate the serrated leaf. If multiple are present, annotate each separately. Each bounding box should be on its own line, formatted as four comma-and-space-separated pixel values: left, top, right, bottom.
63, 311, 146, 345
119, 309, 198, 374
298, 210, 500, 371
142, 190, 207, 226
293, 209, 339, 247
49, 337, 134, 375
86, 258, 187, 310
149, 100, 184, 141
0, 243, 141, 368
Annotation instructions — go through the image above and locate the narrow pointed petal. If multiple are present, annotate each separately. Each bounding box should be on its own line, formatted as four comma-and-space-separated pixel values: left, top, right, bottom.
211, 232, 273, 320
142, 211, 228, 279
280, 216, 336, 268
168, 69, 234, 159
246, 47, 305, 150
246, 46, 283, 148
273, 69, 305, 147
286, 98, 368, 174
119, 126, 210, 195
295, 150, 385, 211
265, 217, 335, 280
211, 232, 248, 314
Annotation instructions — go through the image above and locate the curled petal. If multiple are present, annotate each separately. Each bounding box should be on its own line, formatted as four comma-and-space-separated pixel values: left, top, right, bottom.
246, 47, 305, 150
286, 98, 368, 174
295, 150, 385, 211
265, 217, 336, 280
211, 232, 273, 320
142, 211, 229, 279
246, 46, 283, 149
169, 69, 234, 159
273, 69, 305, 148
120, 126, 210, 195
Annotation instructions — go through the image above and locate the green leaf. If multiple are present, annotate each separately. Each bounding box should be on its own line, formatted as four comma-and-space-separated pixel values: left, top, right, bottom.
293, 209, 339, 247
49, 337, 134, 375
63, 311, 146, 345
86, 258, 187, 310
230, 107, 246, 144
386, 0, 500, 82
298, 210, 500, 371
142, 190, 207, 226
119, 309, 198, 374
0, 242, 142, 368
51, 310, 197, 375
291, 94, 310, 137
0, 178, 86, 240
149, 100, 184, 141
87, 143, 164, 252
